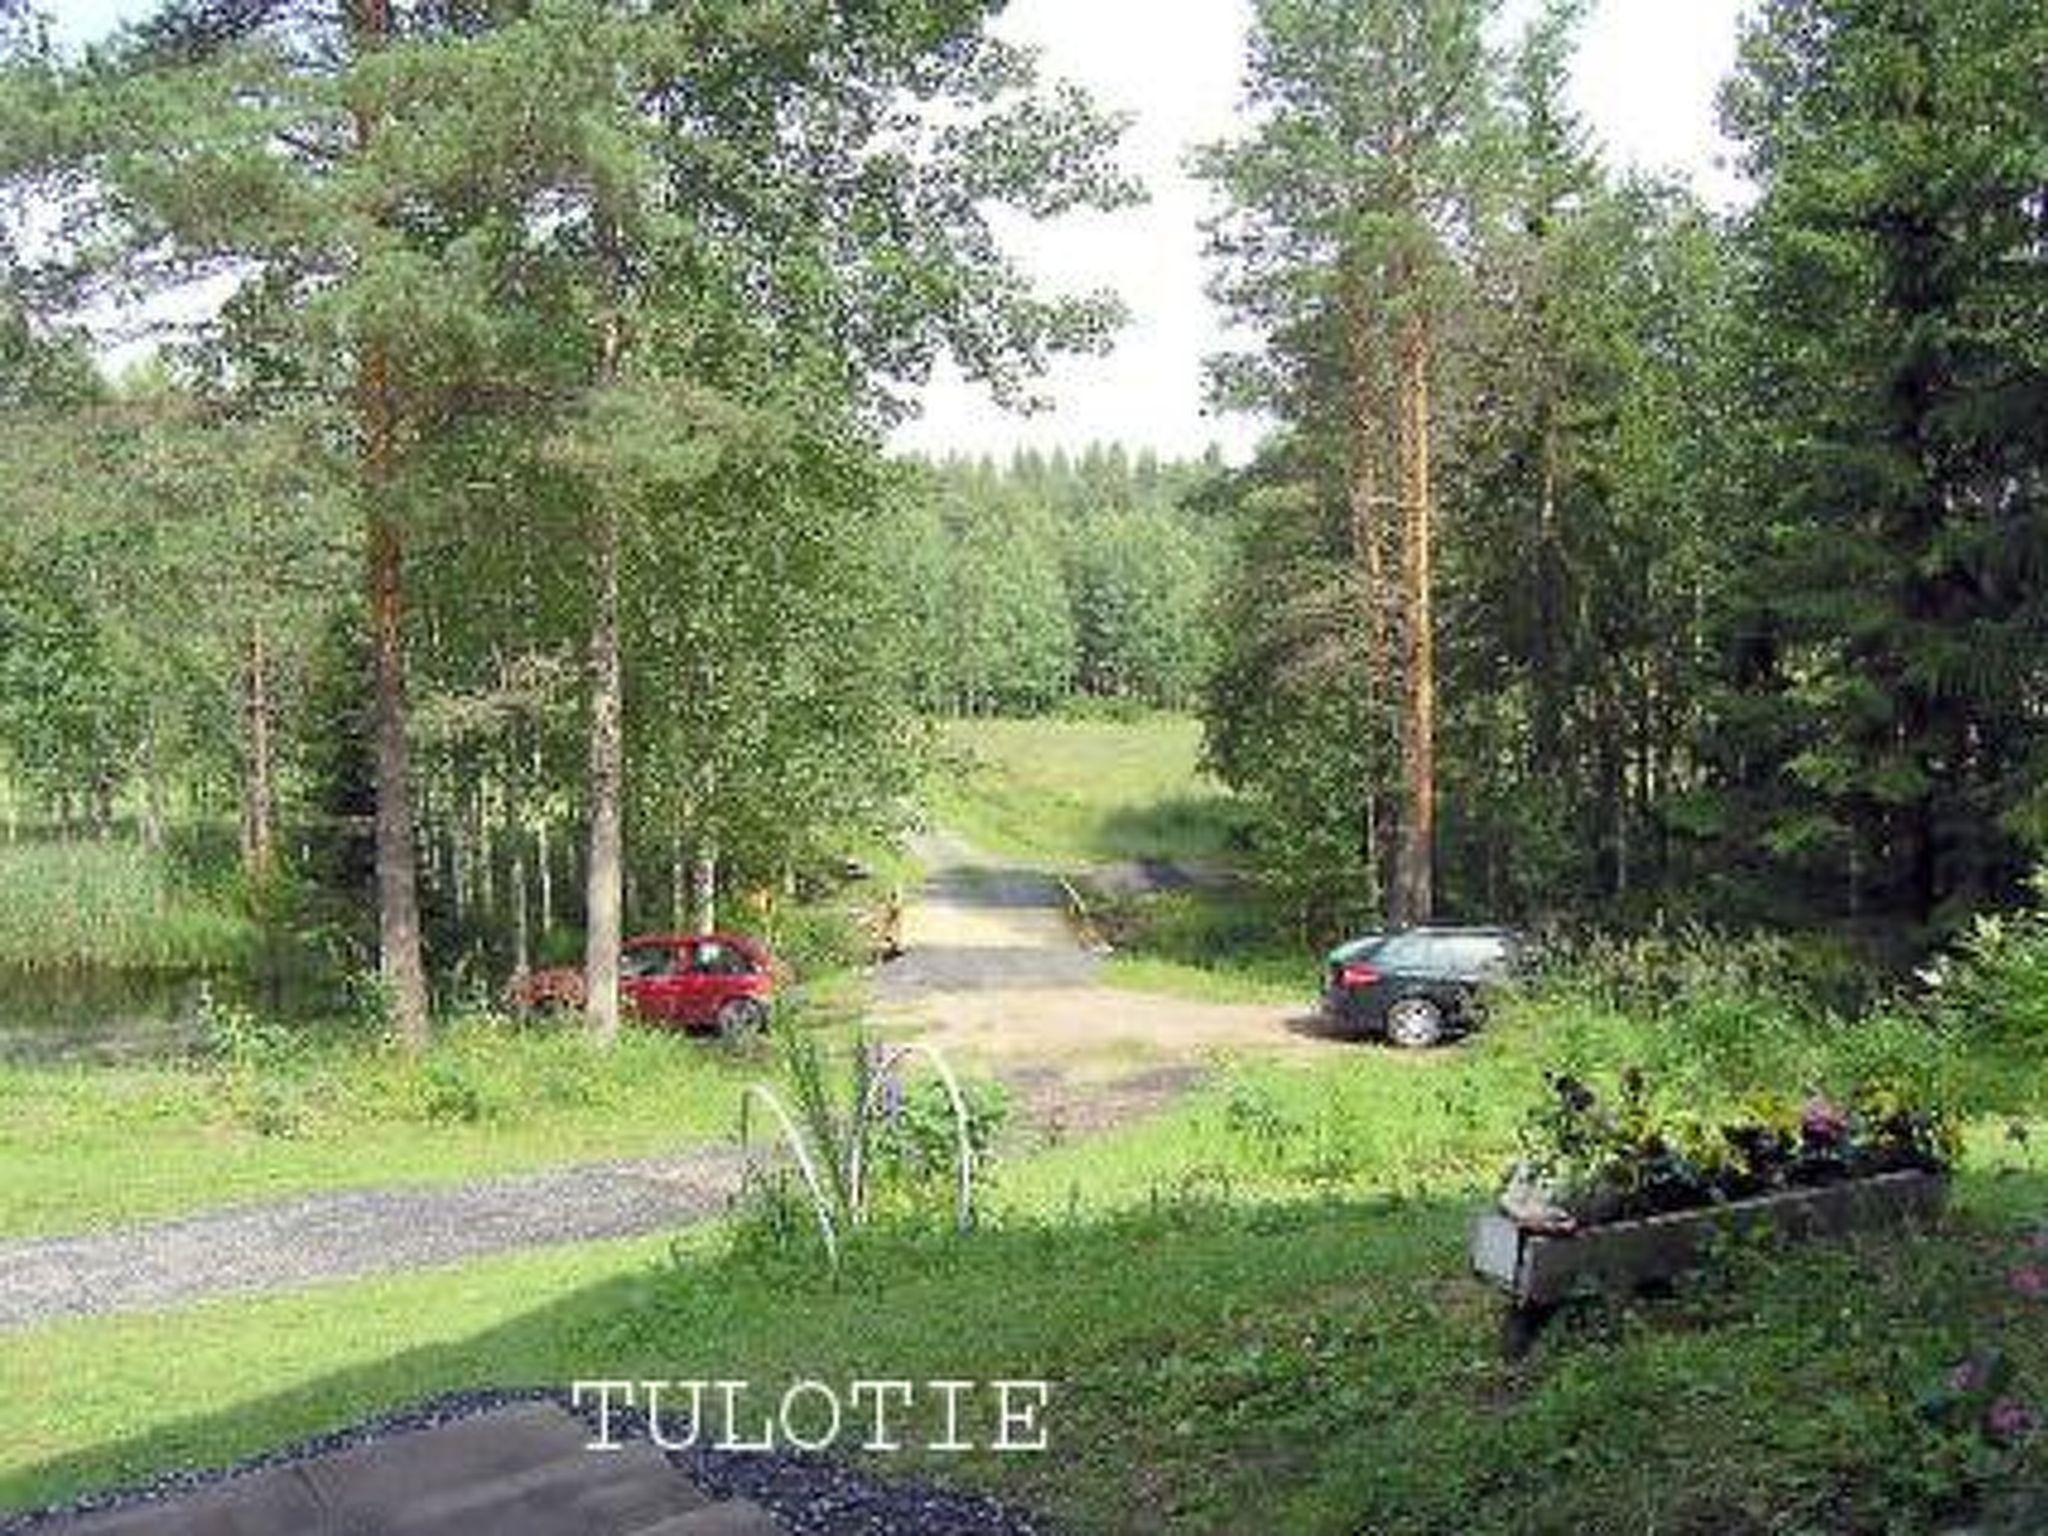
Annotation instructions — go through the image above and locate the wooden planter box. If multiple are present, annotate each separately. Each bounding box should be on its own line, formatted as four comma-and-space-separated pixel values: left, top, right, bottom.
1471, 1168, 1948, 1345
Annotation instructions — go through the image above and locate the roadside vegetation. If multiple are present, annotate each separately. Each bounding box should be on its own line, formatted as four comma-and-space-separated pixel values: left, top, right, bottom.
7, 920, 2048, 1530
0, 838, 254, 972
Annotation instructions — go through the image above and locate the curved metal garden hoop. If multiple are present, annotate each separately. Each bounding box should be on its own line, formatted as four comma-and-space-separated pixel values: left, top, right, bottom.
847, 1041, 978, 1233
737, 1081, 840, 1270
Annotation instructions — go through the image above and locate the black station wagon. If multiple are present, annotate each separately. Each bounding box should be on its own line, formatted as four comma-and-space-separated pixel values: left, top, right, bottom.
1321, 927, 1521, 1047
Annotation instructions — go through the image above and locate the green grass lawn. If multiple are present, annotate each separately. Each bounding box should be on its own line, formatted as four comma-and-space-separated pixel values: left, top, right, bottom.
1098, 951, 1308, 1006
0, 1018, 764, 1236
4, 1089, 2044, 1530
929, 713, 1244, 868
7, 986, 2047, 1532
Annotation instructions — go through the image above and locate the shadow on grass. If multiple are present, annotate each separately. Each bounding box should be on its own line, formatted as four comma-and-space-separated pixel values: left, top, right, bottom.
8, 1171, 2048, 1533
1283, 1009, 1363, 1044
1279, 1012, 1491, 1055
0, 1193, 1475, 1528
1088, 795, 1248, 870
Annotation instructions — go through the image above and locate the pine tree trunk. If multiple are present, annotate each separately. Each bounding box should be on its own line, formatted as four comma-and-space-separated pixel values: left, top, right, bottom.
582, 308, 626, 1047
352, 0, 429, 1050
447, 783, 467, 927
367, 508, 431, 1045
1613, 753, 1630, 898
1392, 306, 1436, 926
476, 778, 495, 930
1534, 403, 1563, 758
583, 492, 624, 1045
1346, 290, 1393, 916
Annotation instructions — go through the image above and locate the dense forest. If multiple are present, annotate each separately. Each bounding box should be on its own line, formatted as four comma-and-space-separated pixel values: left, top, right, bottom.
1193, 0, 2048, 946
0, 0, 1149, 1042
2, 0, 2045, 1025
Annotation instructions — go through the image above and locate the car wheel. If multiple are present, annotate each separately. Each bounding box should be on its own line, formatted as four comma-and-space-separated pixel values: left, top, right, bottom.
715, 997, 769, 1039
1384, 995, 1445, 1049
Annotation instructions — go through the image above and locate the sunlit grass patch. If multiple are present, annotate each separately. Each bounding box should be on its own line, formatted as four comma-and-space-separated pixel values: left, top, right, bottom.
0, 1015, 758, 1236
929, 714, 1245, 868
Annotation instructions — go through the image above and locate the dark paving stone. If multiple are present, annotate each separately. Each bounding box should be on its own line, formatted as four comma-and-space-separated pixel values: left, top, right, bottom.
30, 1404, 738, 1536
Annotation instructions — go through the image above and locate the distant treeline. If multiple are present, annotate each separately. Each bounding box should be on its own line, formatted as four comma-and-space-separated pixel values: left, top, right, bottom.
894, 447, 1229, 717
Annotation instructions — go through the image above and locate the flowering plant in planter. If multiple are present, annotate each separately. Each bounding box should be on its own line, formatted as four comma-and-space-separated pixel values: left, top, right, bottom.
1500, 1068, 1958, 1231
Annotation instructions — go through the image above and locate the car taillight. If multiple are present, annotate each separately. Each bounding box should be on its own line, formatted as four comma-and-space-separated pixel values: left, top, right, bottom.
1338, 962, 1380, 988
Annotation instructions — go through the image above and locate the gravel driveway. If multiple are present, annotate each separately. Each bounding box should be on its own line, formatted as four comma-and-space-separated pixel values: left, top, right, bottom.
0, 1148, 740, 1331
874, 830, 1315, 1066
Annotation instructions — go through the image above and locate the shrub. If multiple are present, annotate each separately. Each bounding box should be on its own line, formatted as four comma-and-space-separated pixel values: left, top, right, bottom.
772, 903, 875, 978
1932, 894, 2048, 1051
1906, 874, 2048, 1111
865, 1071, 1009, 1215
731, 1024, 1005, 1270
1532, 923, 1882, 1021
417, 1055, 497, 1125
202, 989, 316, 1137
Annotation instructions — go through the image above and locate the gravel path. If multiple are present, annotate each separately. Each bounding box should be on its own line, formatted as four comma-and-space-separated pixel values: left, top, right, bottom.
873, 943, 1100, 995
0, 1149, 741, 1331
872, 832, 1101, 998
874, 829, 1313, 1077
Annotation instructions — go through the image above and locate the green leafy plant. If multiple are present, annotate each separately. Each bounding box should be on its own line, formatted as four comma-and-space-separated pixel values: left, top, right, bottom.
1508, 1066, 1957, 1227
200, 986, 313, 1138
1221, 1076, 1305, 1169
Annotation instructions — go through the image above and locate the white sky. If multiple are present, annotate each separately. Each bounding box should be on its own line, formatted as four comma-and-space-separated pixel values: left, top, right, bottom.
48, 0, 1755, 464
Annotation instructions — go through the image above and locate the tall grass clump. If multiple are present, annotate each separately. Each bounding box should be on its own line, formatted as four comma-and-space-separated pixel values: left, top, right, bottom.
183, 1000, 759, 1141
1090, 886, 1304, 996
734, 1021, 1007, 1272
0, 840, 255, 971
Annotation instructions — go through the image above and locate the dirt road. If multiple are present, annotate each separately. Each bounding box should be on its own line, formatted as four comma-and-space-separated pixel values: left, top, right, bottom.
873, 830, 1319, 1071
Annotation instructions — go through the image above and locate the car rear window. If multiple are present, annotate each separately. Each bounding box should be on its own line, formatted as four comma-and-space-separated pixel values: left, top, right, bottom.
1429, 934, 1509, 971
1371, 934, 1433, 967
693, 940, 755, 975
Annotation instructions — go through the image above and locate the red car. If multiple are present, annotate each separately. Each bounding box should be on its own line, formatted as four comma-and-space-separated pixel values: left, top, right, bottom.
512, 932, 776, 1035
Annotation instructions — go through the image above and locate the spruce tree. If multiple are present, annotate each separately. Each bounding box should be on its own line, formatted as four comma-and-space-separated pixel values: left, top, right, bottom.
1721, 0, 2048, 926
